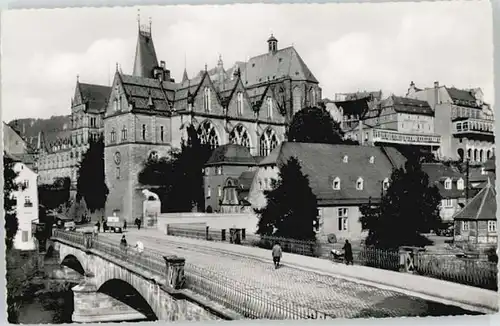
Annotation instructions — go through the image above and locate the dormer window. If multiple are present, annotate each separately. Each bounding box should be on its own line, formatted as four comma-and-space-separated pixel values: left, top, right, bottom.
343, 155, 348, 163
383, 178, 390, 191
457, 178, 465, 190
369, 156, 375, 164
356, 177, 364, 190
332, 177, 341, 190
444, 178, 452, 190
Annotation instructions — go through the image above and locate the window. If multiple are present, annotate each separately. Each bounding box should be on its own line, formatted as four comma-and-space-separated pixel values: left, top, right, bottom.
356, 177, 364, 190
488, 221, 497, 232
207, 186, 211, 198
462, 221, 469, 231
121, 126, 127, 141
332, 177, 341, 190
204, 168, 209, 176
266, 97, 273, 118
259, 128, 279, 156
237, 92, 243, 115
22, 180, 29, 189
369, 156, 375, 164
160, 126, 164, 142
310, 88, 316, 106
343, 155, 348, 163
444, 178, 452, 190
216, 167, 222, 175
116, 167, 120, 179
142, 124, 146, 141
204, 87, 211, 112
383, 178, 390, 191
218, 186, 222, 198
113, 99, 118, 111
110, 129, 116, 143
337, 208, 348, 231
22, 231, 29, 242
229, 125, 251, 149
198, 120, 220, 149
457, 178, 464, 191
442, 199, 453, 208
24, 196, 32, 207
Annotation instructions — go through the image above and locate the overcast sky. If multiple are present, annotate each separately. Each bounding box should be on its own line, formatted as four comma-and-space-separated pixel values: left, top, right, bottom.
1, 1, 494, 122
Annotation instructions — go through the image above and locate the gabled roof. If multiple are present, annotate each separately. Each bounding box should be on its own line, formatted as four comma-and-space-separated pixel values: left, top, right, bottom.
205, 144, 257, 166
421, 163, 466, 199
240, 46, 318, 86
119, 73, 177, 112
259, 142, 407, 205
133, 29, 159, 78
386, 96, 434, 116
453, 178, 496, 220
78, 82, 111, 113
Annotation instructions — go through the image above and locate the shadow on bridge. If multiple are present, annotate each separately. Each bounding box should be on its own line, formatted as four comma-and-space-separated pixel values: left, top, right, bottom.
61, 255, 85, 275
98, 279, 158, 322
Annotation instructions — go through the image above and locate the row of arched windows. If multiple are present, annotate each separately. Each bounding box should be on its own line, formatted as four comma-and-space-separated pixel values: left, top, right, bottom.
196, 120, 280, 156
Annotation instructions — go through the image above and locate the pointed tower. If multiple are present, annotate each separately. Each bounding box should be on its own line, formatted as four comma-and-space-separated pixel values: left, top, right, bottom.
182, 68, 189, 83
133, 16, 159, 78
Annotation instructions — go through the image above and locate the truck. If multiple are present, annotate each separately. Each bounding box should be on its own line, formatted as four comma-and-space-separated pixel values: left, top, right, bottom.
105, 215, 123, 233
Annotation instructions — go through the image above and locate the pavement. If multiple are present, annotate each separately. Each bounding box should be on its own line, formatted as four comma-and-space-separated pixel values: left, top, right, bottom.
94, 228, 495, 317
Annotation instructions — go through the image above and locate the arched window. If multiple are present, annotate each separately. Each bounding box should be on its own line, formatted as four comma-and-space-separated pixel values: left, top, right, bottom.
113, 99, 118, 111
310, 88, 316, 106
142, 124, 146, 141
259, 128, 279, 156
160, 126, 164, 142
292, 87, 302, 112
198, 120, 219, 149
457, 178, 465, 190
121, 126, 127, 141
237, 92, 244, 116
203, 87, 211, 112
110, 129, 116, 143
229, 124, 251, 149
356, 177, 364, 190
479, 149, 484, 162
266, 97, 273, 118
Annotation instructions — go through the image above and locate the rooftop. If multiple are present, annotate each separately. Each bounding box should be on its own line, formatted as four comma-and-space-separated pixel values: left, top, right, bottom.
453, 178, 496, 221
206, 144, 257, 166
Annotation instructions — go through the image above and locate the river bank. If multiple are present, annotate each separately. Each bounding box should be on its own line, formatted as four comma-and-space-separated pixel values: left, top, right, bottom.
6, 249, 80, 324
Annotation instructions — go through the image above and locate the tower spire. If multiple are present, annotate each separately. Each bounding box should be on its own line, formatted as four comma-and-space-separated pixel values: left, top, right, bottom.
133, 14, 159, 78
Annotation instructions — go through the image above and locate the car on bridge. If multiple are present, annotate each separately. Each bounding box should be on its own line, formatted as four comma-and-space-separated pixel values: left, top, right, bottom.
104, 215, 123, 233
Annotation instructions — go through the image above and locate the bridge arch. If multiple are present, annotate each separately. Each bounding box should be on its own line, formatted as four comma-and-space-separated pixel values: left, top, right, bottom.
61, 254, 86, 275
97, 279, 158, 321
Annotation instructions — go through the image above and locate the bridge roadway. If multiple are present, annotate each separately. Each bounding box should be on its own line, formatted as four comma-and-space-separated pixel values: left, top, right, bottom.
95, 228, 492, 318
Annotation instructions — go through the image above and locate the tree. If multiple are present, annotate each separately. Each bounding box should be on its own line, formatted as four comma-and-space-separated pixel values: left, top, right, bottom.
256, 157, 318, 241
3, 153, 19, 250
38, 177, 71, 211
138, 125, 213, 212
360, 157, 441, 249
76, 136, 109, 212
287, 105, 348, 144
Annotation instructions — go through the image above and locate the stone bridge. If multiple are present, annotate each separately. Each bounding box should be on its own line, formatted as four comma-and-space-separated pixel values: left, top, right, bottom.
49, 234, 238, 323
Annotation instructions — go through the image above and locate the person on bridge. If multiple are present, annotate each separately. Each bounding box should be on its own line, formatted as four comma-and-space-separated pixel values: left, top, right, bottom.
120, 235, 128, 253
272, 242, 282, 269
135, 240, 144, 254
343, 240, 353, 265
135, 217, 142, 230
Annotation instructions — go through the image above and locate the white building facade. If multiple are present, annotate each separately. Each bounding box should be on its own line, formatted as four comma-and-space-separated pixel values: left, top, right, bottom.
12, 162, 39, 251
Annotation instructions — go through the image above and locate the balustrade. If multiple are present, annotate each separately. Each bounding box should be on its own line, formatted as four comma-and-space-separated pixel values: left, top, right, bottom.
372, 129, 440, 145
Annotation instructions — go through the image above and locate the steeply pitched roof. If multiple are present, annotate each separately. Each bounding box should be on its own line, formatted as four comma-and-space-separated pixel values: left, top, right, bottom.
453, 178, 496, 220
445, 87, 480, 108
259, 142, 407, 205
421, 163, 466, 199
205, 144, 257, 166
238, 170, 257, 191
240, 46, 318, 86
386, 96, 434, 116
333, 97, 371, 118
78, 82, 111, 113
119, 73, 177, 112
133, 29, 159, 78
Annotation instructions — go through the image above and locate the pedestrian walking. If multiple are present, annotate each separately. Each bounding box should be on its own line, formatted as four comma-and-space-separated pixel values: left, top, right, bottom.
135, 217, 142, 230
135, 240, 144, 255
123, 220, 127, 231
120, 235, 128, 256
94, 221, 100, 237
271, 242, 282, 269
343, 239, 353, 265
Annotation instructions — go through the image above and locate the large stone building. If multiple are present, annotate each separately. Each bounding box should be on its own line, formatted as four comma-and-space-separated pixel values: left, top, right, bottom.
36, 80, 110, 186
104, 22, 321, 221
406, 81, 495, 162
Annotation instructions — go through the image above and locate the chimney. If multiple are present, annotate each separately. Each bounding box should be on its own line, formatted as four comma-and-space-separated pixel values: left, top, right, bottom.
434, 81, 439, 107
160, 60, 165, 69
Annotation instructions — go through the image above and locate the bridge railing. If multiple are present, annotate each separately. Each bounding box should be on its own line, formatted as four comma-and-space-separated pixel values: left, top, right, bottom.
52, 230, 333, 320
165, 226, 498, 291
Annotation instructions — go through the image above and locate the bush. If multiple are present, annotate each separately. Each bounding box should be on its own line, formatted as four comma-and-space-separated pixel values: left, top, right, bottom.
486, 247, 498, 263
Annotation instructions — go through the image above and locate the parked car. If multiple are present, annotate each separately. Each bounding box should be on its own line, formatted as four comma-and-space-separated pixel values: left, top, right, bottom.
55, 216, 76, 231
436, 224, 454, 237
